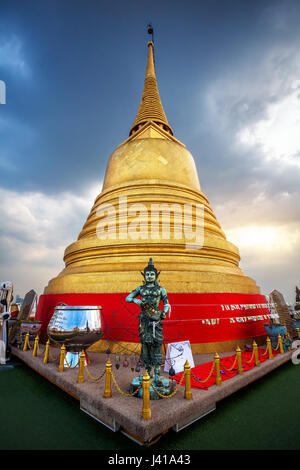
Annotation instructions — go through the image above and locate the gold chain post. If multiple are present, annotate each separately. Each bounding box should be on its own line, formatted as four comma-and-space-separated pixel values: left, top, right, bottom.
296, 328, 300, 339
77, 351, 85, 384
142, 370, 151, 420
184, 360, 192, 400
236, 346, 243, 374
58, 344, 66, 372
253, 341, 260, 367
278, 334, 284, 354
104, 359, 112, 398
23, 332, 29, 351
266, 337, 273, 359
214, 353, 222, 386
32, 335, 39, 357
43, 339, 50, 364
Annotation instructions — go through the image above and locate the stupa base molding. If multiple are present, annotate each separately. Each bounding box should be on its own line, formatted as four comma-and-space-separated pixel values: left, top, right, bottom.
10, 346, 293, 446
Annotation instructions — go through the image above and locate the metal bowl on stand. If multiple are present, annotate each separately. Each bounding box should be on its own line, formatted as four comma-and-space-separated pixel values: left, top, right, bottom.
47, 304, 104, 352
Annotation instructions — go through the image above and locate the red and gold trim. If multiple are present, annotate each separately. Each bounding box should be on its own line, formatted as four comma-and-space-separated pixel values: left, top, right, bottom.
37, 292, 269, 353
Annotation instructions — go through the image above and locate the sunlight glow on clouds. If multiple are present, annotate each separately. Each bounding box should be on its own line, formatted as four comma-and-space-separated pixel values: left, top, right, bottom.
237, 81, 300, 169
225, 222, 300, 300
226, 224, 299, 252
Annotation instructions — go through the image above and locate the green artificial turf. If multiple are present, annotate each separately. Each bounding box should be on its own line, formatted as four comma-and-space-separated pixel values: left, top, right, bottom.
0, 358, 299, 450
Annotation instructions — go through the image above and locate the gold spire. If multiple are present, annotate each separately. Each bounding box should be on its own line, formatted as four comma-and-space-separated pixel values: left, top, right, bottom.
129, 41, 173, 136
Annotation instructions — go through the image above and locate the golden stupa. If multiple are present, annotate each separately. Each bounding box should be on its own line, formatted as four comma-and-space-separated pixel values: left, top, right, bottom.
42, 40, 264, 353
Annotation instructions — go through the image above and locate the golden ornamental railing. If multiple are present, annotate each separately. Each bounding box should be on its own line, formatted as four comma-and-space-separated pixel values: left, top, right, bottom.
19, 332, 291, 421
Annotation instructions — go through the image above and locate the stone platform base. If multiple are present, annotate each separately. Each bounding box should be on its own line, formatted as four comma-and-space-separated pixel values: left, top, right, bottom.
10, 346, 294, 445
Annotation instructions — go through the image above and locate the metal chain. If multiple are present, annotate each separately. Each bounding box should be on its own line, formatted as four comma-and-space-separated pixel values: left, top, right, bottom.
241, 349, 255, 365
84, 365, 106, 382
258, 347, 269, 358
48, 348, 60, 362
219, 355, 238, 372
111, 371, 143, 397
191, 362, 215, 383
150, 373, 185, 399
37, 343, 46, 356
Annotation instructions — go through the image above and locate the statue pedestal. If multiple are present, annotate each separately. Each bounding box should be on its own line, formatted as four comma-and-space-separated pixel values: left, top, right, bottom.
129, 375, 172, 400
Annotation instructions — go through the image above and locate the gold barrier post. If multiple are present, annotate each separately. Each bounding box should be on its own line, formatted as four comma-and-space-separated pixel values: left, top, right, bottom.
297, 328, 300, 339
23, 332, 29, 352
104, 359, 112, 398
43, 339, 50, 364
266, 337, 273, 359
236, 346, 243, 374
214, 353, 222, 386
184, 360, 192, 400
142, 370, 151, 420
77, 351, 85, 384
58, 344, 66, 372
253, 341, 260, 367
32, 335, 39, 357
278, 334, 284, 354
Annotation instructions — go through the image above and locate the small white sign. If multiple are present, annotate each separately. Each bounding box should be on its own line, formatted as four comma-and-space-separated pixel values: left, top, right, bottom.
164, 340, 194, 374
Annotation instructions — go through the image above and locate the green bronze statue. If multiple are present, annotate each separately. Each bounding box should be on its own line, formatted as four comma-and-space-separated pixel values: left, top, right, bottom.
126, 258, 171, 384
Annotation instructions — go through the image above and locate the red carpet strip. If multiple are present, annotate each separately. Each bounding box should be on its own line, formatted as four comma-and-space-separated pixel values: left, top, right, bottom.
171, 348, 280, 390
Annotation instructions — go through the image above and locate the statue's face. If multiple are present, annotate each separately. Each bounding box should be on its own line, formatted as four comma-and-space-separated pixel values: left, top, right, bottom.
145, 270, 156, 283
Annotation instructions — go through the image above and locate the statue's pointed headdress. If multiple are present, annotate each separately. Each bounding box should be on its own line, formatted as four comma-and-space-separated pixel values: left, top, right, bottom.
141, 257, 160, 280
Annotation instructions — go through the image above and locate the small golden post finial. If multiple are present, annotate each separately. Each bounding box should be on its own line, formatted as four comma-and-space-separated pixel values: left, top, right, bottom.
142, 370, 151, 420
278, 334, 284, 354
104, 359, 112, 398
58, 344, 66, 372
236, 346, 244, 374
32, 334, 39, 357
253, 341, 260, 367
77, 350, 85, 384
184, 360, 193, 400
43, 339, 50, 364
267, 337, 273, 359
214, 353, 222, 386
23, 332, 29, 352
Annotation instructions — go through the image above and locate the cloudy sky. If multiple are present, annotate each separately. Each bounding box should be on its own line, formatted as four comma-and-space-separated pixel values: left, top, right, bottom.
0, 0, 299, 304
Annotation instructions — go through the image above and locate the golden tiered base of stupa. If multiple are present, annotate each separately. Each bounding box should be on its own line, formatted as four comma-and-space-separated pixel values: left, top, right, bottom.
44, 137, 259, 297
